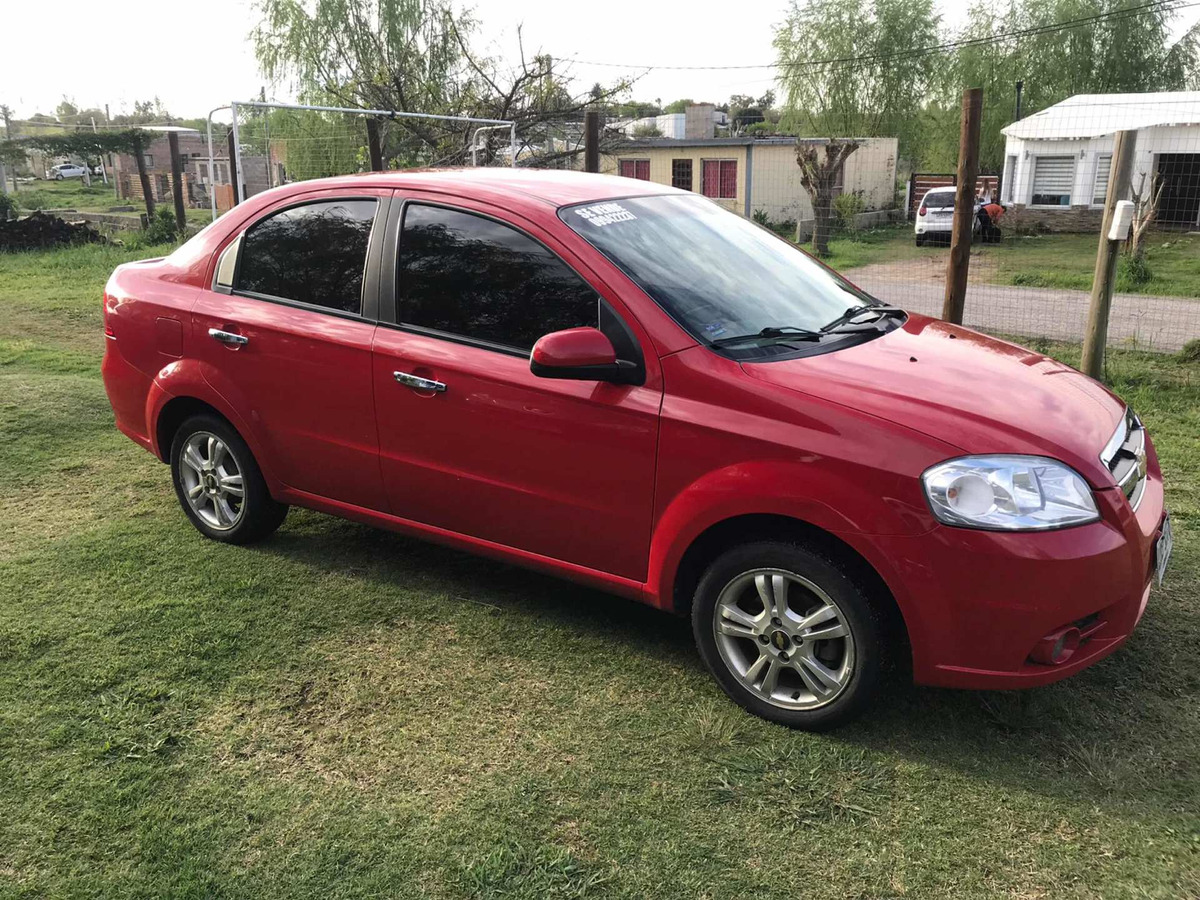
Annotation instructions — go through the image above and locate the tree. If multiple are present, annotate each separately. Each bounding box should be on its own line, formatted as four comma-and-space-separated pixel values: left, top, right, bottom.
253, 0, 629, 168
938, 0, 1200, 173
662, 98, 695, 114
796, 139, 859, 256
774, 0, 938, 254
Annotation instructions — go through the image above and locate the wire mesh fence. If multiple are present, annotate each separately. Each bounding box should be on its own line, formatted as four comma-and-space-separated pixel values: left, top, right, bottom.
210, 94, 1199, 355
599, 95, 1200, 355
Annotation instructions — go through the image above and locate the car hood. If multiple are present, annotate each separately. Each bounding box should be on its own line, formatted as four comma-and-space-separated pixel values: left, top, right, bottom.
742, 314, 1125, 486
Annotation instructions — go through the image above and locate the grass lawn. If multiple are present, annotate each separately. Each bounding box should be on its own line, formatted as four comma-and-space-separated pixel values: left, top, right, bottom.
823, 224, 1200, 299
1, 243, 1198, 899
10, 178, 215, 229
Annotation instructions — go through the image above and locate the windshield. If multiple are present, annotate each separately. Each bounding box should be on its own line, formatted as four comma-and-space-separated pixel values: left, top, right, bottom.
561, 195, 879, 354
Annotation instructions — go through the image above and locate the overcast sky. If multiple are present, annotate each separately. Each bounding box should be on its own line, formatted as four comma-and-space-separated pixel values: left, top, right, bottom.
3, 0, 1199, 121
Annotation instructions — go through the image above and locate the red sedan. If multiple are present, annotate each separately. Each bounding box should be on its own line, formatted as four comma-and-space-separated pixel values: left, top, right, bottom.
101, 169, 1171, 729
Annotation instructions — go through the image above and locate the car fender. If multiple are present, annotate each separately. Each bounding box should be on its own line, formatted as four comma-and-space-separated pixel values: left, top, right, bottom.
147, 359, 285, 494
644, 459, 935, 613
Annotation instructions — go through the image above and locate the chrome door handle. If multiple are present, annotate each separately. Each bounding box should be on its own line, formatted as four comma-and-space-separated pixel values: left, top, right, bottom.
393, 371, 446, 393
208, 328, 248, 346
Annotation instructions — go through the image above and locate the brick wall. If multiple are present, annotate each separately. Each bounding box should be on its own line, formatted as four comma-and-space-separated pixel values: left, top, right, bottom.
1005, 204, 1103, 233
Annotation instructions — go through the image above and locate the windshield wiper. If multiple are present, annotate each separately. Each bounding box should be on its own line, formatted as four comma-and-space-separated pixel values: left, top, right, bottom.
710, 325, 825, 347
820, 304, 906, 332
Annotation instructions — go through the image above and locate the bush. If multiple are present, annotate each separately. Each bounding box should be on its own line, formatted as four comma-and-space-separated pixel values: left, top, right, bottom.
1179, 339, 1200, 363
1118, 253, 1151, 286
143, 207, 179, 245
0, 192, 18, 221
833, 190, 866, 234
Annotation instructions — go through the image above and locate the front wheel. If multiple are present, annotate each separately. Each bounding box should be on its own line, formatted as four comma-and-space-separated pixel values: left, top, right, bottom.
55, 174, 64, 180
692, 541, 885, 730
170, 414, 288, 544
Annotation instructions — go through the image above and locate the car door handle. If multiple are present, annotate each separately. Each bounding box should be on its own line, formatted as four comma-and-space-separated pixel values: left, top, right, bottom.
208, 328, 248, 346
393, 371, 447, 393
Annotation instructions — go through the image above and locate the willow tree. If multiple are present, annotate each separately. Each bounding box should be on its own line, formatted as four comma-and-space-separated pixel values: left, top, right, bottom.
253, 0, 628, 167
774, 0, 940, 255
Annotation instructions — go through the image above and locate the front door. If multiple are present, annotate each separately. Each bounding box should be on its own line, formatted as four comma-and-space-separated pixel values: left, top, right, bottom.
192, 192, 389, 510
372, 200, 661, 581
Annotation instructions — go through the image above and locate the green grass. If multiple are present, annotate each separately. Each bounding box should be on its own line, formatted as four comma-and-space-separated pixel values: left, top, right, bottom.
1, 243, 1199, 898
10, 178, 127, 214
823, 224, 1200, 299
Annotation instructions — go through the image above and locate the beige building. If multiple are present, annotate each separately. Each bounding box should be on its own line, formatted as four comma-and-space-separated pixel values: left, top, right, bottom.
601, 136, 898, 229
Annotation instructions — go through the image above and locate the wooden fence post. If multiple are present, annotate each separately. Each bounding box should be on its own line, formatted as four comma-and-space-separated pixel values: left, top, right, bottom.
366, 119, 384, 172
168, 131, 186, 235
1080, 129, 1137, 379
133, 135, 155, 220
226, 129, 240, 208
941, 87, 983, 324
584, 110, 600, 174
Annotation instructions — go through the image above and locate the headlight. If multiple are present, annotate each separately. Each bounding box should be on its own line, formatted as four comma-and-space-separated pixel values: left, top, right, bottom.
922, 455, 1099, 530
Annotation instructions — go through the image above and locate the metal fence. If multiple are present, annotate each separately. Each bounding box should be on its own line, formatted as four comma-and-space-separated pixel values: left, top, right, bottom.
214, 95, 1200, 355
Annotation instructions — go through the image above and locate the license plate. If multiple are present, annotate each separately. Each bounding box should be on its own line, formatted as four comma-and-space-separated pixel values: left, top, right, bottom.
1155, 516, 1173, 587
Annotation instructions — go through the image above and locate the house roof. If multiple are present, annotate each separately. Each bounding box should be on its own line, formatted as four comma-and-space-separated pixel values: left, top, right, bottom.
1001, 92, 1200, 141
614, 136, 876, 150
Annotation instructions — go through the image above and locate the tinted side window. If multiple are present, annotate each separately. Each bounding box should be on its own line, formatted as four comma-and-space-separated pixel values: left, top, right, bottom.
236, 199, 377, 314
398, 205, 598, 351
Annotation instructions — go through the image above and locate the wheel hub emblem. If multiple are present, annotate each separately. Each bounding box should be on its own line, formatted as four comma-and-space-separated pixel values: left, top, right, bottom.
771, 630, 790, 651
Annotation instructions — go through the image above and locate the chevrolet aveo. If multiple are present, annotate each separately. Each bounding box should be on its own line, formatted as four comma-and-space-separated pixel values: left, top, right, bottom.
101, 169, 1172, 730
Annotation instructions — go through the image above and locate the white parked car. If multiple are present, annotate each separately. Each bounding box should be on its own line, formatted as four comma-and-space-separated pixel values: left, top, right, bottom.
48, 163, 87, 180
914, 186, 983, 246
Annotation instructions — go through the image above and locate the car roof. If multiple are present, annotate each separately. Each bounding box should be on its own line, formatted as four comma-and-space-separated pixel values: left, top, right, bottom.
266, 167, 682, 209
924, 186, 956, 194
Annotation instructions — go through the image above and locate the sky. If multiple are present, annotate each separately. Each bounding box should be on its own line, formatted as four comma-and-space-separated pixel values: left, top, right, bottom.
2, 0, 1199, 122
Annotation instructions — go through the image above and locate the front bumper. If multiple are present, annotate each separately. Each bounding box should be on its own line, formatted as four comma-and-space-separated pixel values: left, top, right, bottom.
852, 447, 1166, 690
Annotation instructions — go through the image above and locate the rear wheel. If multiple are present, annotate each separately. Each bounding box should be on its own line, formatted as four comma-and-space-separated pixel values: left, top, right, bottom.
170, 414, 287, 544
692, 541, 884, 730
915, 233, 927, 247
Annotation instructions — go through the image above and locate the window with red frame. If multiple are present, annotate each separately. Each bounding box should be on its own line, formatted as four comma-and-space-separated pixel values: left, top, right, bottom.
618, 159, 650, 180
701, 159, 737, 199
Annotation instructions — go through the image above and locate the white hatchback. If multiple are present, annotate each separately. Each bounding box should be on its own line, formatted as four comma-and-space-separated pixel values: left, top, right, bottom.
914, 186, 980, 246
48, 163, 87, 180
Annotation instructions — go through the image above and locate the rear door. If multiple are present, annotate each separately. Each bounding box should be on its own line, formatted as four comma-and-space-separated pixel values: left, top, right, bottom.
192, 189, 390, 510
371, 196, 662, 580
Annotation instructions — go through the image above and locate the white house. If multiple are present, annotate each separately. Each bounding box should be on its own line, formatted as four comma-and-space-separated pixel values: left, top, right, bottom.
999, 92, 1200, 231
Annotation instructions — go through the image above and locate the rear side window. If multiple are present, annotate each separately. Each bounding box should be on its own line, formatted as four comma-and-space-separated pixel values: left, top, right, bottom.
397, 204, 598, 351
235, 199, 377, 314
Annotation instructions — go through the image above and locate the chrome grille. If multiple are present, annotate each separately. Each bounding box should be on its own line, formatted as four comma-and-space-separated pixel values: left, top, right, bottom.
1100, 409, 1147, 510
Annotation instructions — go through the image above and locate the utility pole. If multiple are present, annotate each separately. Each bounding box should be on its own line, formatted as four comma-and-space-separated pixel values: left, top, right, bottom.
584, 110, 600, 174
1080, 130, 1137, 380
366, 118, 384, 171
91, 117, 108, 185
1, 104, 14, 194
942, 87, 983, 325
168, 130, 186, 235
1014, 81, 1024, 121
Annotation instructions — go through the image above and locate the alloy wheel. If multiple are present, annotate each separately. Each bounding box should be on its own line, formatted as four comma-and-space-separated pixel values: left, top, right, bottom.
178, 431, 245, 531
712, 568, 856, 710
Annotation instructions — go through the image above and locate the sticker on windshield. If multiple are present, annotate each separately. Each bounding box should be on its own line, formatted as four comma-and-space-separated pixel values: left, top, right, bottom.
574, 202, 637, 227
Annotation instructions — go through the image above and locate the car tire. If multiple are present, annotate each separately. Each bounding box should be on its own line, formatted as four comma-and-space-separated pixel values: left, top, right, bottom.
169, 413, 288, 544
915, 234, 926, 247
691, 540, 885, 730
55, 174, 63, 181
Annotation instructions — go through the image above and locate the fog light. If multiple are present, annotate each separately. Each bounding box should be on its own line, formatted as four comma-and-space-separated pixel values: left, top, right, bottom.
1029, 627, 1081, 666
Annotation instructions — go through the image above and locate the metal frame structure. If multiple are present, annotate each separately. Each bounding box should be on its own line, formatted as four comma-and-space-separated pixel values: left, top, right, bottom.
205, 101, 518, 221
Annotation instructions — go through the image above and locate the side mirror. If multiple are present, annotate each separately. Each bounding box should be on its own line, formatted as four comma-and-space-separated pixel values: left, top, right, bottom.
530, 327, 638, 384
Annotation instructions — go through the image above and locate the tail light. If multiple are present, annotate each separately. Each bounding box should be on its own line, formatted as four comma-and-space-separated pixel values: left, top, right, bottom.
918, 207, 927, 217
103, 292, 115, 339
